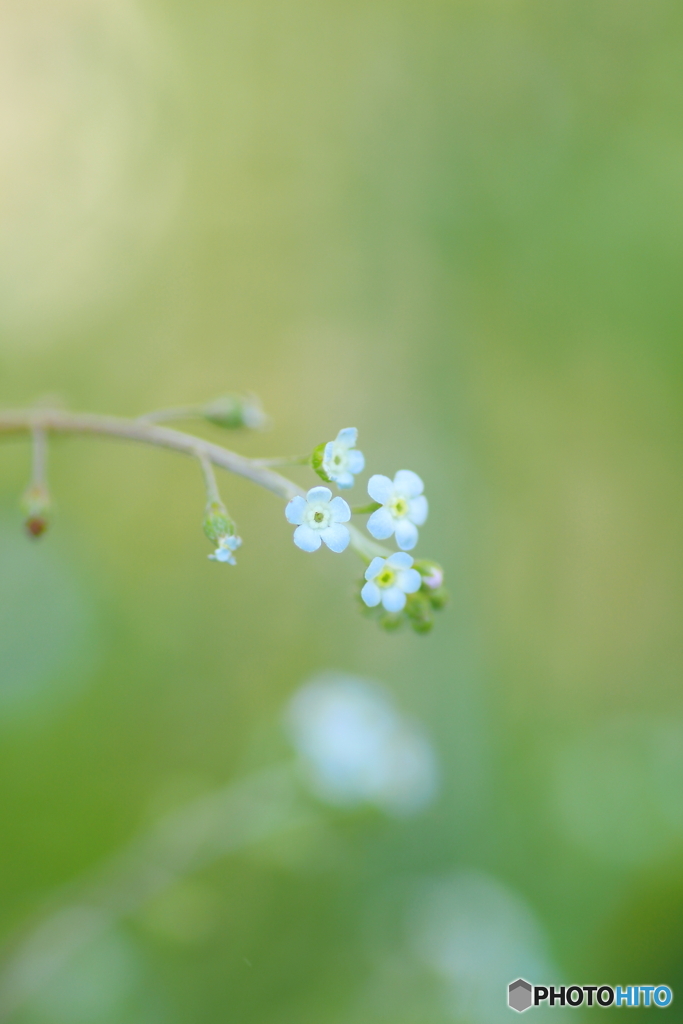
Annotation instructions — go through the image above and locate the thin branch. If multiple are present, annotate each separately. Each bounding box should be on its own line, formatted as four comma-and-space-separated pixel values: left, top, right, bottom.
30, 426, 48, 490
0, 409, 302, 501
252, 455, 310, 467
0, 408, 392, 560
197, 451, 222, 506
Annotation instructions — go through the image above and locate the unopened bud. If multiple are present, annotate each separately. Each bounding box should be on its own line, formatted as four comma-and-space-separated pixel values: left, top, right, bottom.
21, 484, 51, 539
413, 560, 444, 590
405, 592, 434, 634
202, 394, 269, 430
203, 501, 235, 545
310, 442, 332, 483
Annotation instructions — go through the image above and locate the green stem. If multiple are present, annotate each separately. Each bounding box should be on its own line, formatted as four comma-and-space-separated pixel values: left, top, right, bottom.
350, 502, 381, 514
30, 427, 48, 491
0, 408, 301, 501
252, 455, 310, 467
136, 405, 198, 424
0, 407, 393, 563
197, 451, 222, 506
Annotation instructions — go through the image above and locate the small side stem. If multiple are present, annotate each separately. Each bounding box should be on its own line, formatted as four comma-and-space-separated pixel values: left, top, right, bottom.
197, 451, 222, 506
347, 524, 391, 564
30, 427, 48, 490
350, 502, 381, 515
137, 406, 198, 424
22, 427, 51, 537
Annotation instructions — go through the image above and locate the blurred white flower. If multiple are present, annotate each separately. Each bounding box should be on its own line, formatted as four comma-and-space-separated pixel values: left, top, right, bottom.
285, 673, 438, 815
321, 427, 365, 489
361, 552, 422, 613
208, 534, 242, 564
285, 487, 351, 552
408, 871, 558, 1024
367, 471, 428, 551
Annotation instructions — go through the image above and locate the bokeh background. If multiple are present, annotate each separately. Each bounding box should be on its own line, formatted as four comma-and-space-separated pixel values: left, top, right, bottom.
1, 0, 683, 1020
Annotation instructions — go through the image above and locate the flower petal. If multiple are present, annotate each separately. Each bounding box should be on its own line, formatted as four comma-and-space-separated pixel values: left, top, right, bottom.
322, 441, 335, 463
361, 580, 381, 607
365, 557, 387, 581
334, 472, 354, 488
408, 495, 428, 526
393, 470, 424, 498
386, 552, 413, 570
306, 486, 332, 504
321, 523, 350, 553
367, 474, 394, 504
335, 427, 357, 448
210, 548, 235, 564
397, 568, 422, 594
294, 524, 322, 551
285, 495, 307, 525
367, 507, 395, 540
328, 496, 351, 522
347, 449, 365, 474
381, 587, 407, 613
394, 518, 418, 551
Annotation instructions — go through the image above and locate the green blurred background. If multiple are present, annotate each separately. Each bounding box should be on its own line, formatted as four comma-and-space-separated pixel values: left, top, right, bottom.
1, 0, 683, 1020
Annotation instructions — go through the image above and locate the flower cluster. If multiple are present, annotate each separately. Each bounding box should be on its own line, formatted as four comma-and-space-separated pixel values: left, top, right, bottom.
282, 427, 447, 632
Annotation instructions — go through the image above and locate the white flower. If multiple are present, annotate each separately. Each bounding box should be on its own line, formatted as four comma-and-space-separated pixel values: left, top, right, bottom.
208, 534, 242, 564
361, 552, 422, 612
321, 427, 365, 489
366, 470, 428, 550
285, 673, 439, 815
285, 486, 351, 552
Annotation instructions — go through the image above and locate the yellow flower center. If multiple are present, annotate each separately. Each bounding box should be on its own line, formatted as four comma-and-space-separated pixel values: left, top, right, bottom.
377, 569, 396, 588
391, 497, 409, 518
314, 511, 325, 523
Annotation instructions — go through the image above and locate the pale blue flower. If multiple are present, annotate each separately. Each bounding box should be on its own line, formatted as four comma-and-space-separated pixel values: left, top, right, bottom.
321, 427, 365, 488
208, 534, 242, 564
285, 486, 351, 552
366, 470, 428, 550
361, 552, 422, 612
285, 672, 438, 815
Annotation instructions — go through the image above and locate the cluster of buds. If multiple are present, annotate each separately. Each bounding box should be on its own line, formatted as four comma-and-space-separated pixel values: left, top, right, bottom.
359, 558, 448, 634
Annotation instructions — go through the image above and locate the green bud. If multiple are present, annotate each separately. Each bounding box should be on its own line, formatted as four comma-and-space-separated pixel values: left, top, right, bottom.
21, 484, 51, 539
428, 586, 449, 610
380, 612, 404, 632
202, 394, 268, 430
203, 500, 235, 544
404, 592, 434, 634
310, 442, 332, 483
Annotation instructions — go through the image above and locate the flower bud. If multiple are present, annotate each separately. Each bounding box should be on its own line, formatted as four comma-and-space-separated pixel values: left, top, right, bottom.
202, 501, 236, 545
405, 592, 434, 634
201, 394, 268, 430
310, 442, 332, 483
413, 560, 444, 590
427, 586, 449, 610
21, 484, 50, 539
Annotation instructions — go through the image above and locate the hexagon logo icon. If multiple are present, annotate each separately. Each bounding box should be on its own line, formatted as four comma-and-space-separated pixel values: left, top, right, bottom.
508, 979, 533, 1012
